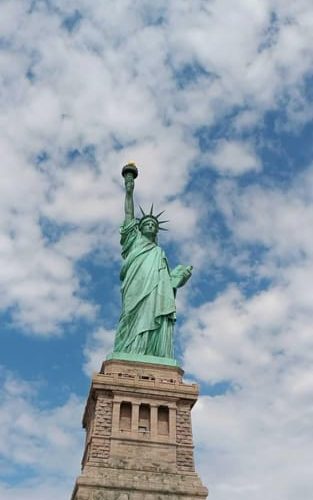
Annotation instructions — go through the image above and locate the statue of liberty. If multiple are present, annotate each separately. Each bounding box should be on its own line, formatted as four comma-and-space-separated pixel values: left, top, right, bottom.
112, 163, 192, 361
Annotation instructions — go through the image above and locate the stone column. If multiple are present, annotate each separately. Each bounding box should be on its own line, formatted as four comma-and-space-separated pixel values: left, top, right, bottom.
169, 406, 176, 443
112, 400, 120, 433
131, 402, 140, 434
150, 404, 158, 440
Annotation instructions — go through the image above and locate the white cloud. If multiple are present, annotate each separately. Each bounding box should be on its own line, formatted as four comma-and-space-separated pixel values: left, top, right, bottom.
179, 161, 313, 499
182, 165, 313, 382
167, 0, 313, 118
83, 327, 114, 376
216, 166, 313, 262
1, 4, 313, 496
193, 388, 313, 500
0, 369, 83, 498
0, 481, 74, 500
207, 140, 261, 175
182, 272, 313, 498
0, 0, 312, 336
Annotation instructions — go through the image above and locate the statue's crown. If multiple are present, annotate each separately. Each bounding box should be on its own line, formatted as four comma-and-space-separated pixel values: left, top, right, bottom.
138, 204, 169, 231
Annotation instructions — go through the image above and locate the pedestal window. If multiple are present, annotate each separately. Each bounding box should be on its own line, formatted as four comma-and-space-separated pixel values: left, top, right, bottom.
119, 401, 132, 431
138, 404, 150, 432
158, 405, 169, 435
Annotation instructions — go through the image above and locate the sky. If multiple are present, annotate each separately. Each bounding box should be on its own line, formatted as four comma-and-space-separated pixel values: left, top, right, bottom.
0, 1, 313, 499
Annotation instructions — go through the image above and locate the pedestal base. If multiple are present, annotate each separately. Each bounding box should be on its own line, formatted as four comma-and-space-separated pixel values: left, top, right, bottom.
73, 467, 207, 499
71, 359, 208, 500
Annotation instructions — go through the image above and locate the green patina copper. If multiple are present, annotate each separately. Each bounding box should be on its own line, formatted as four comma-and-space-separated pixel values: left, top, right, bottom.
106, 352, 180, 367
110, 163, 192, 365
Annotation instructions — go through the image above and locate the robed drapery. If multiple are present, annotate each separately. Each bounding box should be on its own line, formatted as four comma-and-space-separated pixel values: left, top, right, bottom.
113, 219, 176, 357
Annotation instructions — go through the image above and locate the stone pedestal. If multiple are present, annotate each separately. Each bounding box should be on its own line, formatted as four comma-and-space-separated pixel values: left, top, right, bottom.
71, 359, 208, 500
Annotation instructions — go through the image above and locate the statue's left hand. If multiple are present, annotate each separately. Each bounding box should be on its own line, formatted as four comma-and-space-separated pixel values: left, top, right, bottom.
181, 265, 193, 285
170, 265, 193, 289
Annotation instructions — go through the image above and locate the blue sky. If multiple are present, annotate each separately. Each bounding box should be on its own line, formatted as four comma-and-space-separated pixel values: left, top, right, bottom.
1, 1, 313, 499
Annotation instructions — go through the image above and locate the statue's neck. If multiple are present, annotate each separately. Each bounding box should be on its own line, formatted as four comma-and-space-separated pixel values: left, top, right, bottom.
142, 234, 156, 244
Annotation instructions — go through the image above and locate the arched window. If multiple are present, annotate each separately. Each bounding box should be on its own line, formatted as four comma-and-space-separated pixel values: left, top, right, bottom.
158, 406, 169, 435
119, 402, 132, 431
138, 404, 150, 432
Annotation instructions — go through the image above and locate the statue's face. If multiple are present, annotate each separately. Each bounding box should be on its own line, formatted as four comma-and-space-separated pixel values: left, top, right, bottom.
140, 219, 158, 239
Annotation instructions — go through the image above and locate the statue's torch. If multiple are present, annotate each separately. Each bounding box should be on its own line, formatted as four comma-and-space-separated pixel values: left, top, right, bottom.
122, 162, 138, 179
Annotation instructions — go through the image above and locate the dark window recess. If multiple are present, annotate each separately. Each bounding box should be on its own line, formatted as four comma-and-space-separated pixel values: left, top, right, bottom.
158, 406, 169, 435
138, 404, 150, 432
119, 402, 132, 431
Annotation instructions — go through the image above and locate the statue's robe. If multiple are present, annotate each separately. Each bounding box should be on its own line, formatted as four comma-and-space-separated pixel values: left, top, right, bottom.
114, 219, 176, 357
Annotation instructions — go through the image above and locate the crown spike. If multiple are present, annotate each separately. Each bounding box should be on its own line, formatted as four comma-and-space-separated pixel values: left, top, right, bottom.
159, 227, 168, 231
158, 220, 169, 224
150, 203, 154, 215
156, 210, 165, 219
139, 205, 146, 216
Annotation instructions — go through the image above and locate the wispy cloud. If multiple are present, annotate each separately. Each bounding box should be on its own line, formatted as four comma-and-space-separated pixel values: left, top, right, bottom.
0, 369, 83, 497
0, 0, 312, 334
207, 140, 261, 175
181, 163, 313, 498
1, 1, 313, 498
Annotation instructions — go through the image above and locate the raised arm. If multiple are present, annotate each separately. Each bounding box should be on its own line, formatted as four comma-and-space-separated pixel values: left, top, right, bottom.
124, 173, 135, 224
122, 163, 138, 224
